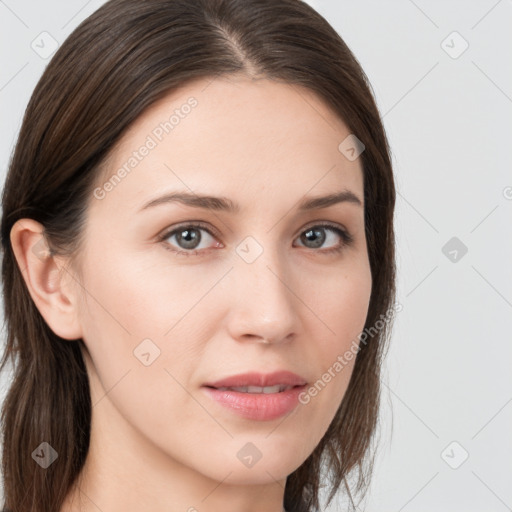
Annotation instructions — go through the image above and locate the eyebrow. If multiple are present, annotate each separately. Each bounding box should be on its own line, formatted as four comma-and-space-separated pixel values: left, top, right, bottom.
139, 189, 363, 213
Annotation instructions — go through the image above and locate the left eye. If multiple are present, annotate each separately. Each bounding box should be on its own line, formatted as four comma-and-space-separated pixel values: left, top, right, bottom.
294, 224, 352, 253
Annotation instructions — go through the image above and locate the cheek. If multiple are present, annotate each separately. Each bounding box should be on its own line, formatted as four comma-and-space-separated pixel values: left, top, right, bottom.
76, 243, 230, 405
76, 251, 212, 453
308, 258, 372, 344
78, 242, 213, 339
299, 262, 371, 419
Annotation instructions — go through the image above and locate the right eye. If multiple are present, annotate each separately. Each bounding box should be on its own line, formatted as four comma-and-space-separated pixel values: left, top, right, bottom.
159, 222, 223, 257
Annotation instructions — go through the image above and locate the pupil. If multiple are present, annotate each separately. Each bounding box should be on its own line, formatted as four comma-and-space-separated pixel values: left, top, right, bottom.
177, 228, 200, 249
302, 227, 325, 248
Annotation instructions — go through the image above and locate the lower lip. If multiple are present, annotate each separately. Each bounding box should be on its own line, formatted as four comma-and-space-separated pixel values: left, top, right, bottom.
201, 385, 307, 421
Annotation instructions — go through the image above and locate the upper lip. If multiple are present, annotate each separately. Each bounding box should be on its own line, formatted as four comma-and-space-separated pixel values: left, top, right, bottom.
203, 371, 307, 388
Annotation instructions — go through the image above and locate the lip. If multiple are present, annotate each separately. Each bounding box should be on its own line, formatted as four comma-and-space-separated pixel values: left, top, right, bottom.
201, 371, 308, 421
201, 384, 307, 421
203, 370, 307, 389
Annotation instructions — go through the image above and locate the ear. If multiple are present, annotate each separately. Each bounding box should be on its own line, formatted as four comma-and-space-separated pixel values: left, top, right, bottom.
9, 218, 83, 340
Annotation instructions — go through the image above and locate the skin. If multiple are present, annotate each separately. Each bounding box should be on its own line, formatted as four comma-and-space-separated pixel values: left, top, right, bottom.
11, 74, 372, 512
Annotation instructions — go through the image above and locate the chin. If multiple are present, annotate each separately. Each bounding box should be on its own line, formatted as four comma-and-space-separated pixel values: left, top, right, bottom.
194, 440, 309, 485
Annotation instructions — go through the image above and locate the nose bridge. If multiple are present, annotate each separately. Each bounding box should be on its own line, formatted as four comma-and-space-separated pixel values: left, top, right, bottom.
227, 233, 300, 343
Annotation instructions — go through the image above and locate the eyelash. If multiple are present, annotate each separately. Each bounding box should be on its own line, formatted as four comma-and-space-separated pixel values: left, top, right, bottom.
158, 221, 354, 257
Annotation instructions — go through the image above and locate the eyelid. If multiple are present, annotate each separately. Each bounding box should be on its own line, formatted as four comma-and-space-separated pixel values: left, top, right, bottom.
158, 220, 220, 241
300, 220, 349, 236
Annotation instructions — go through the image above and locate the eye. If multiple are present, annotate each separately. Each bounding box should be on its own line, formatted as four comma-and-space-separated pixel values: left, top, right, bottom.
159, 222, 222, 256
294, 223, 354, 254
158, 221, 353, 257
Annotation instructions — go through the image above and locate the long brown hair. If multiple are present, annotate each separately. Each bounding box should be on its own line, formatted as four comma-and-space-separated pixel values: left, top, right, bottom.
0, 0, 396, 510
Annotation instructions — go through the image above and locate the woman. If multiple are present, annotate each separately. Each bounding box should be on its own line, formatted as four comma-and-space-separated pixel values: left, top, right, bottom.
0, 0, 397, 511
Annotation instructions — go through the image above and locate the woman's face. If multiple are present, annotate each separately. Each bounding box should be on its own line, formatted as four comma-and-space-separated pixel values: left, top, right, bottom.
72, 74, 372, 487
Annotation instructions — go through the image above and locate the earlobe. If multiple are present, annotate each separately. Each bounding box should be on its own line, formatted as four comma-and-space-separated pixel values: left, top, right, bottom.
9, 218, 83, 340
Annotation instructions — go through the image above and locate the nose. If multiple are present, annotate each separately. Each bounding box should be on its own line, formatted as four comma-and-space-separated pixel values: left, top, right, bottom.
225, 242, 301, 346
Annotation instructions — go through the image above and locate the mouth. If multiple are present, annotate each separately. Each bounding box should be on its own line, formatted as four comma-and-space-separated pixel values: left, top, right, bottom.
201, 381, 308, 421
202, 370, 308, 390
200, 370, 308, 420
203, 384, 303, 394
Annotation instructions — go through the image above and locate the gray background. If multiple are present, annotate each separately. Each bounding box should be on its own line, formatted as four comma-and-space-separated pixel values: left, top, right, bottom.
1, 1, 511, 510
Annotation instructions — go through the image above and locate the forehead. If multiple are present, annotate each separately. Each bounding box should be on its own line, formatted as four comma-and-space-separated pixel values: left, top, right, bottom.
92, 75, 364, 217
